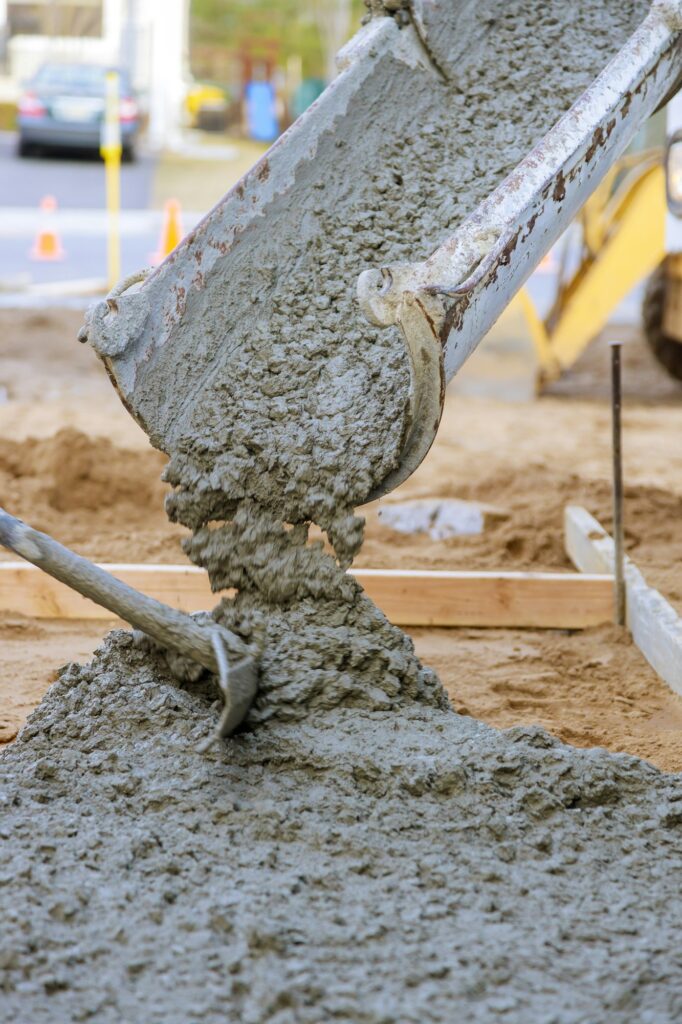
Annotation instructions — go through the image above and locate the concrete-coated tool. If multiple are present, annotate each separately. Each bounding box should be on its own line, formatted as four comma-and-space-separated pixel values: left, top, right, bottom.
0, 508, 258, 745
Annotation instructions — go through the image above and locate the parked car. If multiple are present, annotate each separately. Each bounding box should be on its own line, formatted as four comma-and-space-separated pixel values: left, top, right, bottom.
17, 63, 140, 162
186, 82, 229, 132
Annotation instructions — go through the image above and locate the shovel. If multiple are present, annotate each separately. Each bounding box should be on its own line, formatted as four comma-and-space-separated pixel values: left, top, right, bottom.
0, 507, 258, 749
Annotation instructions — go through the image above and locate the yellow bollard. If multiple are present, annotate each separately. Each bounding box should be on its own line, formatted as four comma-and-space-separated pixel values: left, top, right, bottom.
100, 70, 122, 289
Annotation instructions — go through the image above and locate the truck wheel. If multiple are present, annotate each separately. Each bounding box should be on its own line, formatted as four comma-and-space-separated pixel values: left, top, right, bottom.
643, 263, 682, 382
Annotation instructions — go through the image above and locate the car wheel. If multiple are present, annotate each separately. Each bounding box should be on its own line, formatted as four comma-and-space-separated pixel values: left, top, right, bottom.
122, 143, 136, 164
17, 138, 34, 158
642, 262, 682, 382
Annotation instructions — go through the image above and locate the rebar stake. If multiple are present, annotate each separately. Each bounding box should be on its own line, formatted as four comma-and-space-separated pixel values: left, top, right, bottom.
610, 341, 626, 626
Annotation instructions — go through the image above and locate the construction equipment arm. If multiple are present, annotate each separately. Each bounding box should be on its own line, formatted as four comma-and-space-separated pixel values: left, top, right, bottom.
358, 0, 682, 494
81, 1, 682, 501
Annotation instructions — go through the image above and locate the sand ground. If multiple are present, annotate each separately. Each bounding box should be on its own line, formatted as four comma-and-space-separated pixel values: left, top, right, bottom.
2, 307, 682, 769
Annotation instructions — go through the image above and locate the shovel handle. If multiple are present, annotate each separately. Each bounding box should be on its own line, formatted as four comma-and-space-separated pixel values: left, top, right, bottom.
0, 507, 245, 674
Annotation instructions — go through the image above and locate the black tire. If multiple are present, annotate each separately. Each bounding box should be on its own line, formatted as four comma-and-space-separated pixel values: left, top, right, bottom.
17, 137, 33, 158
643, 263, 682, 382
122, 143, 136, 164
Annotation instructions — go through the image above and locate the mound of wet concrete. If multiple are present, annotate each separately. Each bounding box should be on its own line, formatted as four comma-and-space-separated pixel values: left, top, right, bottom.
2, 632, 682, 1023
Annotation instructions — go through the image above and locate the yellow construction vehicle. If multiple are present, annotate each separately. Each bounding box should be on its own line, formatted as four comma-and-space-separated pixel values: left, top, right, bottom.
522, 145, 666, 384
523, 91, 682, 386
641, 94, 682, 381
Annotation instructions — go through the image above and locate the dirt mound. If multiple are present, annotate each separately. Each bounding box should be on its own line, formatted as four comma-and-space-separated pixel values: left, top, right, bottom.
3, 420, 682, 767
2, 425, 679, 584
0, 429, 185, 563
361, 462, 682, 591
467, 469, 682, 577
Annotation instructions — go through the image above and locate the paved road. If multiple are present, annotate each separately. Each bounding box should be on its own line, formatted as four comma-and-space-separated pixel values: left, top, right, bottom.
0, 130, 168, 288
0, 131, 155, 209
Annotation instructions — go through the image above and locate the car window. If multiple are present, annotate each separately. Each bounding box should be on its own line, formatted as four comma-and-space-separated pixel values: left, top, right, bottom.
33, 65, 130, 95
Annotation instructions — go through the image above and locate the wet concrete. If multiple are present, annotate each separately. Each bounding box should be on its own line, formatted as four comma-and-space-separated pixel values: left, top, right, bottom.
2, 634, 682, 1023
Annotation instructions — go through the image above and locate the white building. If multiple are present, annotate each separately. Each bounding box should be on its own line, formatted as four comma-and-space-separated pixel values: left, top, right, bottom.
0, 0, 190, 148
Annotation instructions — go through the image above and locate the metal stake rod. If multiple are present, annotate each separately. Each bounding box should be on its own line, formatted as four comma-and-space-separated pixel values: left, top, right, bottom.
610, 342, 626, 626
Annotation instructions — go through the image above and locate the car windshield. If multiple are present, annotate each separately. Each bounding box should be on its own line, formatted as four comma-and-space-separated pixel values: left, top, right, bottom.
33, 65, 129, 95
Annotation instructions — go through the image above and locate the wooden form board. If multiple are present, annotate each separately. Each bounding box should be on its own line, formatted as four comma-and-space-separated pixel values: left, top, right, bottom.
354, 568, 613, 628
565, 505, 682, 697
0, 561, 614, 630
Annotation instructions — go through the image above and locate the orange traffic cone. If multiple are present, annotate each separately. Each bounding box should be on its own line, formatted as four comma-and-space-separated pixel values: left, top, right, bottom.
152, 199, 183, 264
30, 195, 65, 261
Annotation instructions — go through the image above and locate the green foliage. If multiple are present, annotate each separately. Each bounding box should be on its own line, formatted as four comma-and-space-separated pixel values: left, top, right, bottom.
190, 0, 365, 81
